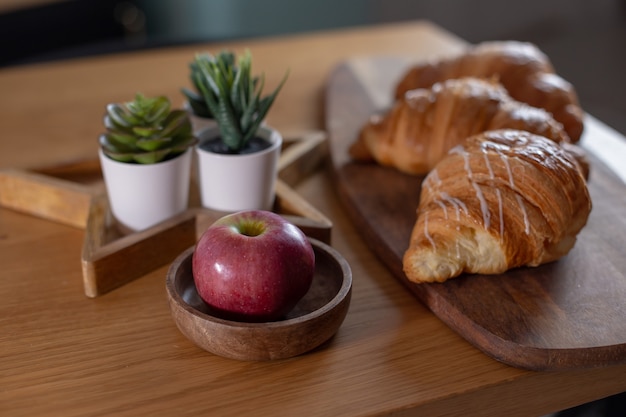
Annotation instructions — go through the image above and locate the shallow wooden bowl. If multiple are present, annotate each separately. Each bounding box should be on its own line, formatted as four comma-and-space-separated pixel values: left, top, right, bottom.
166, 238, 352, 361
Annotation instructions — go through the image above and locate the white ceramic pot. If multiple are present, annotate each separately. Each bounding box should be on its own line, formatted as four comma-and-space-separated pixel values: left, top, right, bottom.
196, 125, 282, 212
99, 148, 193, 231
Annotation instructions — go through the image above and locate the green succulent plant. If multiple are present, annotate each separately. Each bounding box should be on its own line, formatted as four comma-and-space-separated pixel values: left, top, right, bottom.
100, 93, 197, 164
181, 51, 237, 119
193, 49, 288, 153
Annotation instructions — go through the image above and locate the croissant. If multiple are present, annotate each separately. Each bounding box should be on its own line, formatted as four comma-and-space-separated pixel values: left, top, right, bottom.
350, 77, 570, 175
402, 129, 591, 284
394, 41, 584, 142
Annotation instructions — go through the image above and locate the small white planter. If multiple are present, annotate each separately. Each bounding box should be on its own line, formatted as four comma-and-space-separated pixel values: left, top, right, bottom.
196, 125, 282, 212
99, 148, 193, 231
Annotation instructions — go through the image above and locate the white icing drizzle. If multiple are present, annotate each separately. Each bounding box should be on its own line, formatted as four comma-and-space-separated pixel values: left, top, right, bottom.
430, 168, 441, 186
496, 188, 504, 240
462, 151, 472, 179
423, 212, 436, 249
515, 194, 530, 234
434, 193, 461, 258
439, 192, 468, 219
483, 151, 495, 179
422, 168, 440, 195
457, 146, 491, 230
500, 151, 515, 188
449, 144, 465, 156
495, 150, 529, 235
472, 182, 491, 230
435, 199, 449, 219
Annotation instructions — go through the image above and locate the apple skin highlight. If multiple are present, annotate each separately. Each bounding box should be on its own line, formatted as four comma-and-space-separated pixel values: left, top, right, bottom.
192, 210, 315, 322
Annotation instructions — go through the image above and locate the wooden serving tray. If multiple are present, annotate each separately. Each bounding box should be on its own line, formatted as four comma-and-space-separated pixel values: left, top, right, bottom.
0, 132, 331, 298
325, 56, 626, 371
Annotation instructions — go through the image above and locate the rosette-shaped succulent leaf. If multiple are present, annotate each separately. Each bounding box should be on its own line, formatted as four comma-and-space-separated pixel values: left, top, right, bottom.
100, 93, 197, 164
193, 49, 288, 153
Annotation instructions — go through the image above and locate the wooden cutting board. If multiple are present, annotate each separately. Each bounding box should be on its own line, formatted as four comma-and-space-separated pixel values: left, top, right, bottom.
325, 56, 626, 371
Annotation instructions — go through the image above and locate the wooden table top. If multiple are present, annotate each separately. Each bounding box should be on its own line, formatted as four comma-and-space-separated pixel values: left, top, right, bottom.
1, 21, 625, 417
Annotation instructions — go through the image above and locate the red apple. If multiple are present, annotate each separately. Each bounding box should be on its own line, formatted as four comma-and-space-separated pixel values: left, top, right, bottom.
192, 210, 315, 322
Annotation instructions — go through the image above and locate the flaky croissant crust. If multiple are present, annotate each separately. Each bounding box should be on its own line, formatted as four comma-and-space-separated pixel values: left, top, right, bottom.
351, 77, 570, 175
402, 129, 591, 284
394, 41, 584, 142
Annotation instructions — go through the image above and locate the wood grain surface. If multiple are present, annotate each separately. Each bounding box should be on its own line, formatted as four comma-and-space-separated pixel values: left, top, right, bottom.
3, 21, 626, 417
325, 57, 626, 370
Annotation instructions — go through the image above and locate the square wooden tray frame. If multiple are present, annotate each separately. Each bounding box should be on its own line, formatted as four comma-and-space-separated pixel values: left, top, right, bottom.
0, 132, 331, 297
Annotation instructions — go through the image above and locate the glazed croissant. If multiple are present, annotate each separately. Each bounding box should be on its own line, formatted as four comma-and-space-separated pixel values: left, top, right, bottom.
402, 129, 591, 284
350, 77, 570, 175
394, 41, 584, 142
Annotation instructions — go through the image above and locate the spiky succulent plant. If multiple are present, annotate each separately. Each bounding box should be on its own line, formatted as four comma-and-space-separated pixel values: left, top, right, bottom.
181, 51, 237, 119
100, 93, 197, 164
193, 49, 288, 153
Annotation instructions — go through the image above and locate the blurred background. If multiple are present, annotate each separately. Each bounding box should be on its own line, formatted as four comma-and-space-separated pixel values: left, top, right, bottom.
1, 1, 625, 414
1, 0, 625, 138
